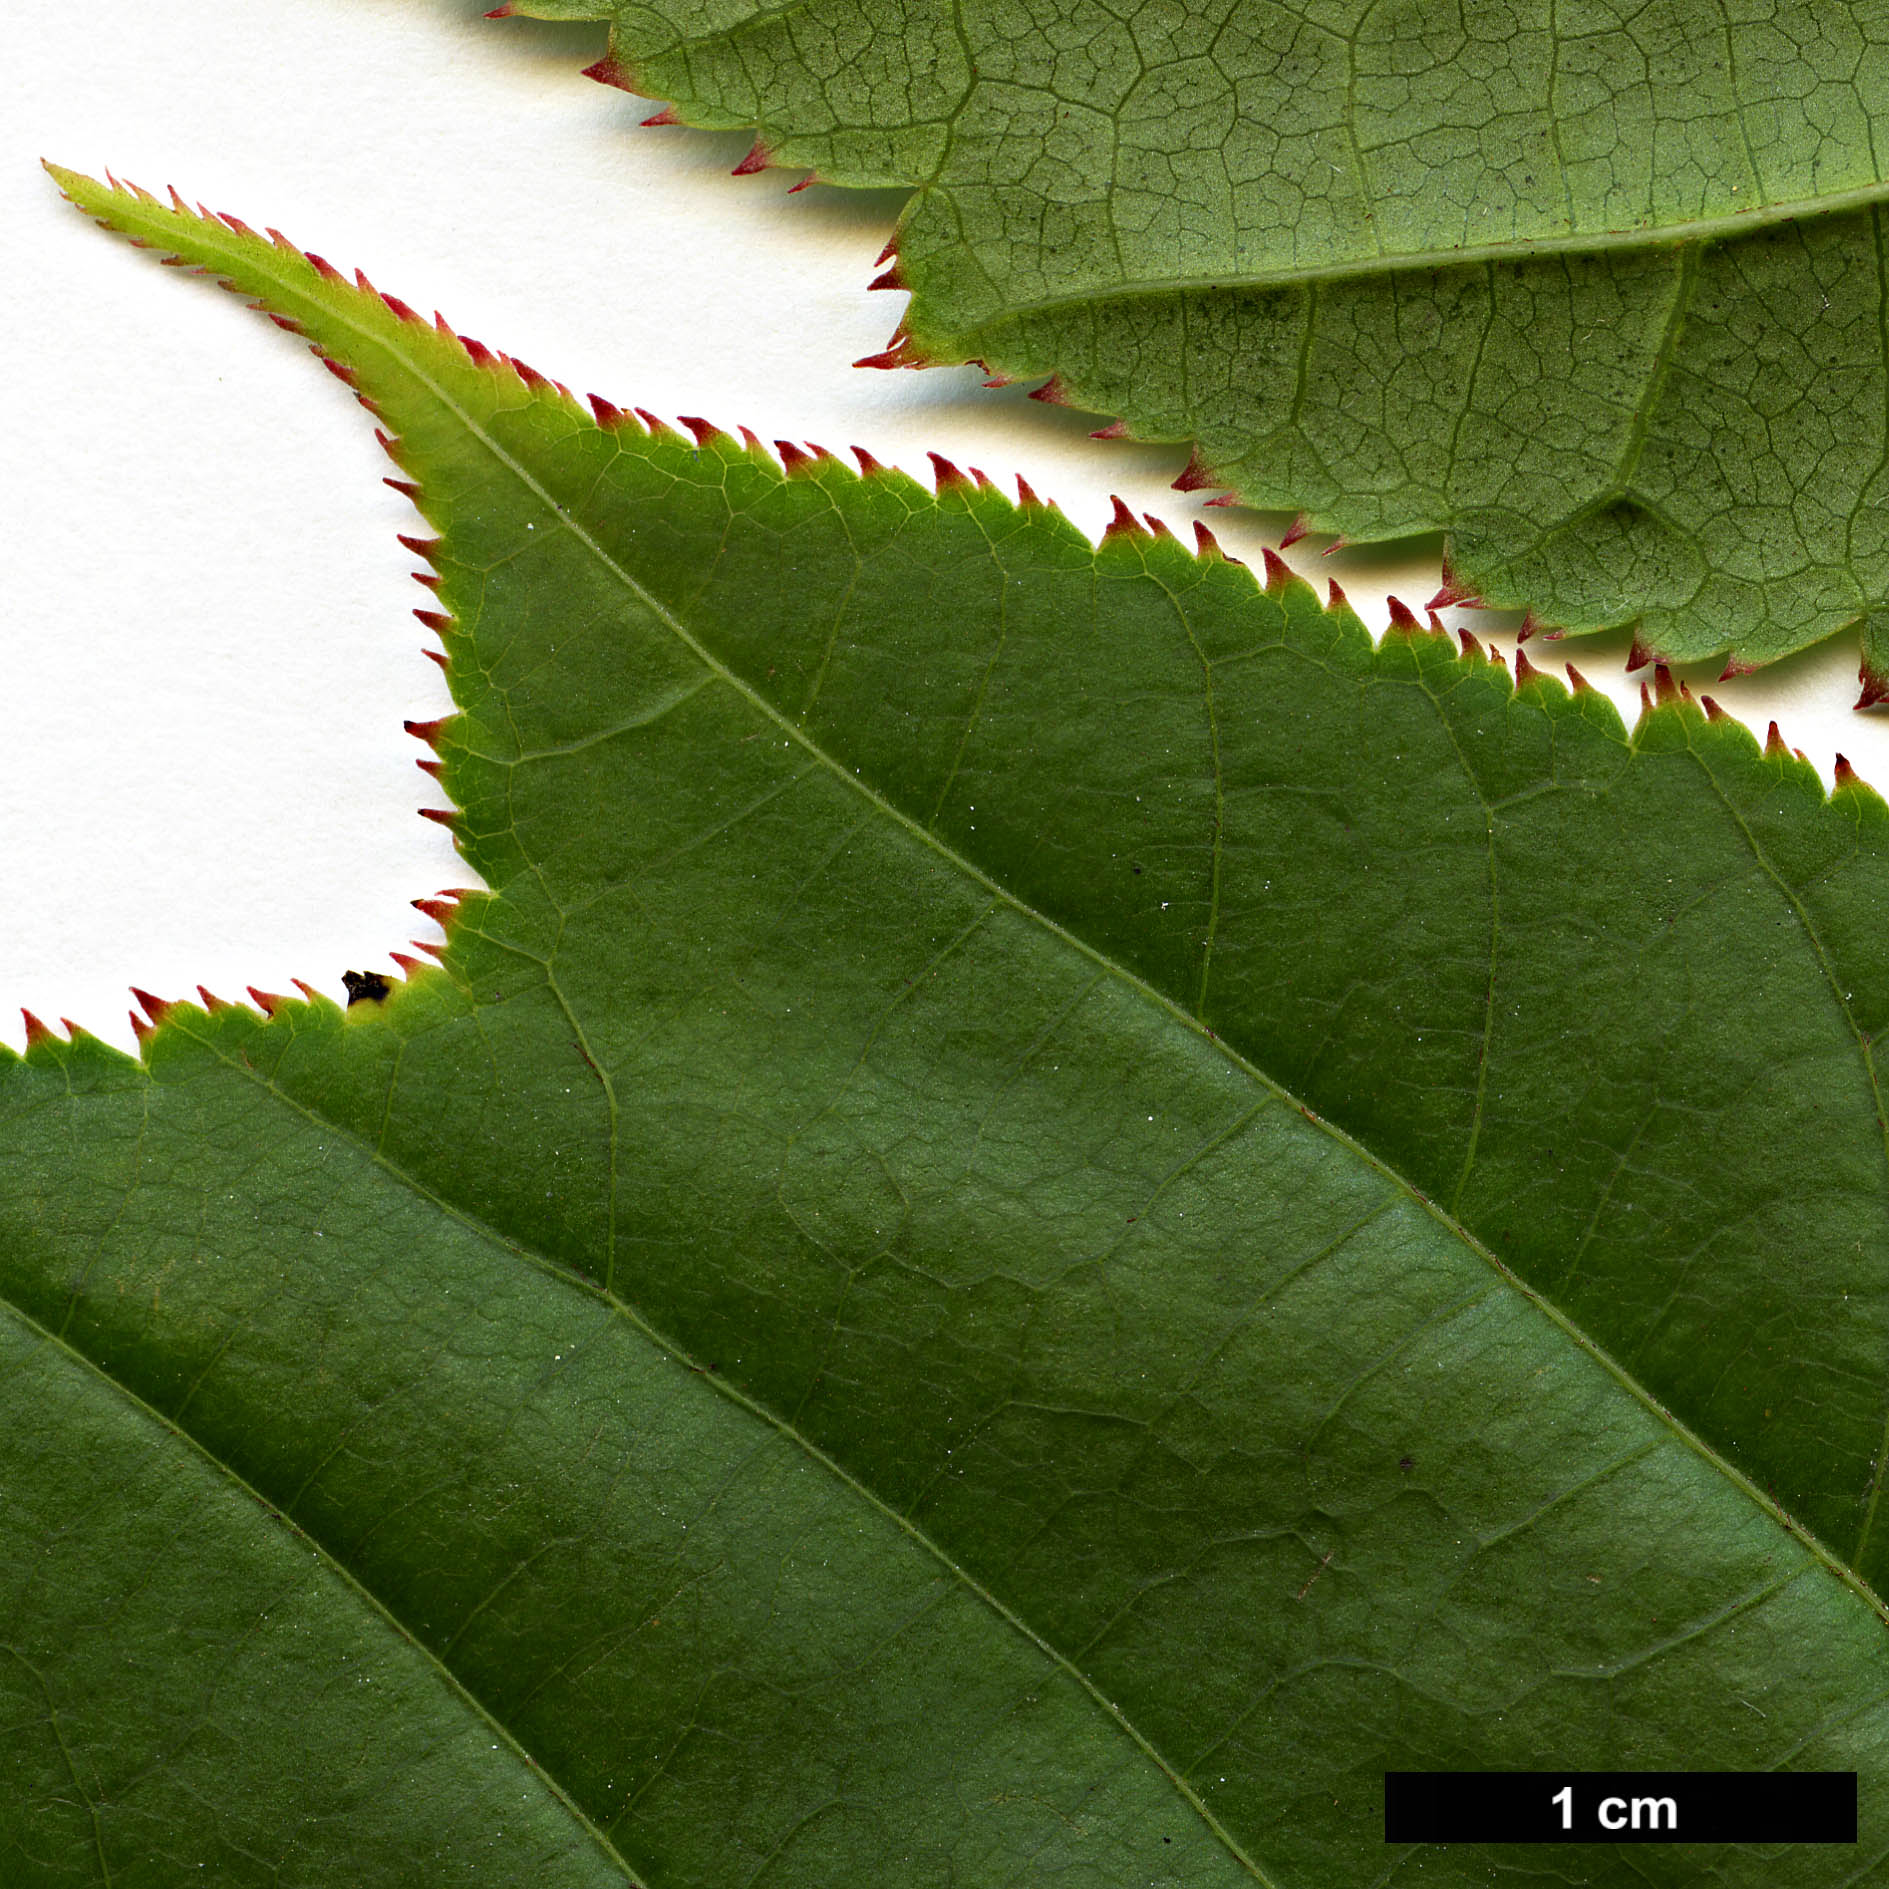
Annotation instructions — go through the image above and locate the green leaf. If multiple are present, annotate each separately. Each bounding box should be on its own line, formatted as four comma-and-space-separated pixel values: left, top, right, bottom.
14, 165, 1889, 1885
514, 0, 1889, 682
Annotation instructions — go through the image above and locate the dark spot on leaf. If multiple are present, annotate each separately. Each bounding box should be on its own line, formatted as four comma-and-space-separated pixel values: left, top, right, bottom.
1399, 1455, 1414, 1471
342, 970, 392, 1005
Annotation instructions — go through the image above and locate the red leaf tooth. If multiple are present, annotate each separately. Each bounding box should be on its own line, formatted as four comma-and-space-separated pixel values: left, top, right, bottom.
385, 477, 422, 500
411, 939, 449, 961
265, 312, 305, 333
165, 184, 190, 213
983, 373, 1013, 390
1385, 596, 1422, 634
1639, 682, 1653, 716
417, 758, 444, 781
1458, 628, 1484, 659
1489, 646, 1509, 673
1279, 515, 1309, 550
352, 267, 378, 296
413, 896, 459, 927
642, 106, 682, 127
397, 533, 442, 561
414, 609, 454, 635
291, 979, 324, 1005
1626, 633, 1655, 672
875, 237, 898, 266
460, 335, 498, 368
1701, 695, 1730, 722
380, 293, 423, 326
1654, 664, 1680, 705
854, 339, 923, 370
321, 357, 361, 389
509, 357, 551, 392
197, 985, 231, 1012
1028, 375, 1070, 407
485, 3, 515, 15
589, 393, 627, 428
738, 426, 767, 455
787, 173, 820, 193
266, 228, 296, 253
867, 266, 904, 293
412, 571, 443, 592
638, 408, 679, 439
1426, 609, 1448, 636
1194, 520, 1224, 559
732, 141, 770, 177
423, 648, 451, 672
1203, 493, 1239, 509
1515, 612, 1538, 643
1172, 447, 1219, 494
972, 468, 997, 493
129, 987, 172, 1025
776, 440, 815, 473
583, 54, 638, 91
1720, 655, 1760, 681
1837, 754, 1863, 788
1015, 473, 1041, 507
1427, 569, 1482, 611
389, 951, 430, 976
419, 806, 461, 829
1566, 663, 1594, 693
1679, 678, 1697, 706
1327, 579, 1349, 611
681, 415, 726, 447
852, 445, 887, 476
404, 716, 449, 745
1091, 420, 1131, 441
1261, 547, 1293, 589
129, 1011, 151, 1046
928, 452, 969, 492
1514, 645, 1543, 686
1143, 513, 1176, 541
247, 987, 287, 1017
21, 1011, 55, 1049
1102, 496, 1146, 542
1322, 535, 1348, 556
305, 251, 344, 284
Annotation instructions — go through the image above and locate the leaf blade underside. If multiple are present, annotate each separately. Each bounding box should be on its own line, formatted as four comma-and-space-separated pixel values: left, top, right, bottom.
514, 0, 1889, 680
10, 168, 1889, 1886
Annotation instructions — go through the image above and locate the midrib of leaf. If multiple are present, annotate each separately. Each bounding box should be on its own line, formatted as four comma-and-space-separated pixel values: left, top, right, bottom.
932, 171, 1889, 318
0, 1286, 639, 1886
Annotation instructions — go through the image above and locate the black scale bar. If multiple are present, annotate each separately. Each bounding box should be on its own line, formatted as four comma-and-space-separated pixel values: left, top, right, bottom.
1384, 1772, 1856, 1843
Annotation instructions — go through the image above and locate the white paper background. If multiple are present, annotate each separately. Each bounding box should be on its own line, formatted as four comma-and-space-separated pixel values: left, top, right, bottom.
10, 0, 1884, 1051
